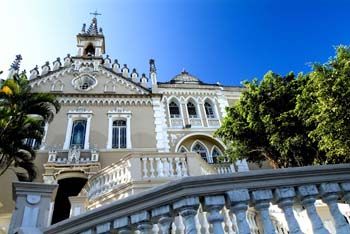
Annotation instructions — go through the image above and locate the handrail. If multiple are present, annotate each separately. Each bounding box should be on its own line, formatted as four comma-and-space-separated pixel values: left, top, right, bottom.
44, 163, 350, 234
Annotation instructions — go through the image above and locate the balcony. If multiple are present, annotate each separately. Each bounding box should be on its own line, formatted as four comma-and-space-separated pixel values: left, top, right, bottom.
40, 163, 350, 234
82, 153, 234, 208
43, 147, 101, 184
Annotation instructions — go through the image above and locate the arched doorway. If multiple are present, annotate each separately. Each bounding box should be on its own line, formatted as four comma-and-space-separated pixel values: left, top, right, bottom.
51, 177, 87, 224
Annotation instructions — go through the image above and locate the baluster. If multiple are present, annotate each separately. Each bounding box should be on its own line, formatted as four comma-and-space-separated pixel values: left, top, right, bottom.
162, 158, 169, 177
180, 158, 188, 176
229, 164, 235, 173
194, 213, 201, 234
174, 197, 200, 234
297, 185, 329, 234
168, 157, 175, 177
142, 157, 148, 178
319, 183, 350, 233
114, 217, 131, 234
200, 211, 210, 234
226, 189, 250, 234
152, 205, 173, 234
175, 158, 182, 177
251, 190, 276, 234
340, 183, 350, 204
274, 187, 302, 234
131, 211, 153, 234
155, 158, 163, 177
203, 195, 225, 234
222, 207, 235, 234
177, 215, 186, 234
149, 158, 155, 178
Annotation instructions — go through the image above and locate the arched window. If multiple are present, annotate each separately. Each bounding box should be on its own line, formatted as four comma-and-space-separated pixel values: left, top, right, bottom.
212, 147, 222, 164
112, 120, 127, 148
204, 102, 215, 119
178, 146, 188, 153
192, 142, 208, 161
70, 120, 86, 148
187, 102, 198, 118
169, 101, 180, 118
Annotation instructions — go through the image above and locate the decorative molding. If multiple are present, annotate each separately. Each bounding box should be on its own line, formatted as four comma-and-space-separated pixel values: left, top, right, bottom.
152, 97, 170, 152
58, 97, 152, 106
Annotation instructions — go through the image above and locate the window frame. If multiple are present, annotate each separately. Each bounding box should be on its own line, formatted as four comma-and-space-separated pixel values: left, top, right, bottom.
107, 110, 132, 149
112, 119, 127, 149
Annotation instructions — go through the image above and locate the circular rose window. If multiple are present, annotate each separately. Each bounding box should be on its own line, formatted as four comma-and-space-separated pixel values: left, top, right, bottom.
72, 75, 97, 91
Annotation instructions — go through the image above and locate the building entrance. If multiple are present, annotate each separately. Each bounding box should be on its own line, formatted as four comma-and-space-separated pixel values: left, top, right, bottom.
51, 177, 87, 224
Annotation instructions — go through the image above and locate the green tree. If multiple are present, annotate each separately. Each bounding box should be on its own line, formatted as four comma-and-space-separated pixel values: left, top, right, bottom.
0, 61, 60, 181
297, 46, 350, 163
215, 71, 322, 168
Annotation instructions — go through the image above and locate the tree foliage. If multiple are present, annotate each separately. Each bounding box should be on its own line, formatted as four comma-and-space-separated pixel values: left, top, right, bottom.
216, 46, 350, 167
0, 72, 60, 181
297, 46, 350, 163
216, 72, 321, 168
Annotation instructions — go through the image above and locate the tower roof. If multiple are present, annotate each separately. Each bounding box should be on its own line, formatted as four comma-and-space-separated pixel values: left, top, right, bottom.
79, 12, 103, 37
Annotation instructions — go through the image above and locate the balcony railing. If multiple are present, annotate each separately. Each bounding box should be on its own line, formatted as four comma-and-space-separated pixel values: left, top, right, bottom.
83, 153, 219, 204
44, 164, 350, 234
47, 146, 99, 164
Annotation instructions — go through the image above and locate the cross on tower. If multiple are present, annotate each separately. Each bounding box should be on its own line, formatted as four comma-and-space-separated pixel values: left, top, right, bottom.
90, 10, 101, 18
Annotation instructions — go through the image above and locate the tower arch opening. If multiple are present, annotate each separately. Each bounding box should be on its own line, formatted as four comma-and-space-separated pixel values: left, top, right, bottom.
84, 43, 95, 56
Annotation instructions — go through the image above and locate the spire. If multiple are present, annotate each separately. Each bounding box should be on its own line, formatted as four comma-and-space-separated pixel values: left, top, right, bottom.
8, 54, 22, 78
76, 12, 105, 56
81, 11, 103, 36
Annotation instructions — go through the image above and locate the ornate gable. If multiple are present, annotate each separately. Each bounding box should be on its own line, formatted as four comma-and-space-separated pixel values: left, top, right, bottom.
29, 63, 151, 95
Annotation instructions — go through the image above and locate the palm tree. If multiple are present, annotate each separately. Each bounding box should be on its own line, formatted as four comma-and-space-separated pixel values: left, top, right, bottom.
0, 57, 60, 181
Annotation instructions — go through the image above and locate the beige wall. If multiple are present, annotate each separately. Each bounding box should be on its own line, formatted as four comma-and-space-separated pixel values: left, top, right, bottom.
45, 104, 157, 150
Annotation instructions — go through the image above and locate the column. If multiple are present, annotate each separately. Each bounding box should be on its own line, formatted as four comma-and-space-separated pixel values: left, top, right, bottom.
173, 197, 200, 234
319, 183, 350, 234
84, 115, 92, 149
126, 115, 132, 149
113, 217, 131, 234
226, 189, 251, 234
340, 183, 350, 204
8, 182, 58, 234
274, 187, 302, 234
63, 115, 73, 149
251, 190, 276, 234
107, 115, 113, 149
297, 185, 329, 234
152, 205, 173, 234
131, 211, 153, 234
202, 195, 225, 234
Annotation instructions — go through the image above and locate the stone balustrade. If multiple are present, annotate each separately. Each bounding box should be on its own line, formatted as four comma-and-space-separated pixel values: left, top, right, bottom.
213, 163, 236, 174
87, 160, 131, 200
43, 164, 350, 234
84, 153, 224, 203
141, 154, 188, 178
170, 118, 183, 128
207, 118, 220, 127
47, 148, 99, 164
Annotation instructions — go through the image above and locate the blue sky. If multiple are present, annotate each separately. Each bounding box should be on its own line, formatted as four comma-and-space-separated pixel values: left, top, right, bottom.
1, 0, 350, 85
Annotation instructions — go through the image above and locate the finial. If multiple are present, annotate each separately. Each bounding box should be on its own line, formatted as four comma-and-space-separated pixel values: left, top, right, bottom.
81, 23, 86, 33
149, 59, 156, 72
9, 54, 22, 71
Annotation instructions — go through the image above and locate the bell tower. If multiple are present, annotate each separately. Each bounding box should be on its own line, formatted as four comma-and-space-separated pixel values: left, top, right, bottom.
76, 11, 105, 57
